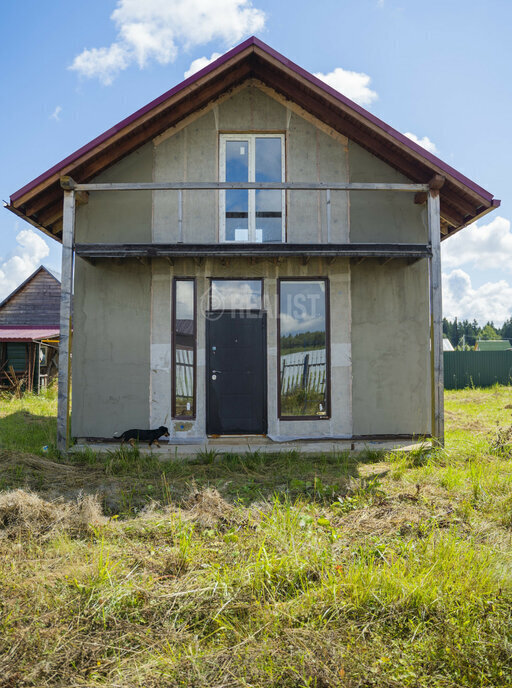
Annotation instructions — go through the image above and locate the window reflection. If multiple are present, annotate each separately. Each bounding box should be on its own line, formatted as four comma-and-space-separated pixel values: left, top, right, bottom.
174, 280, 195, 418
210, 280, 262, 310
279, 280, 328, 418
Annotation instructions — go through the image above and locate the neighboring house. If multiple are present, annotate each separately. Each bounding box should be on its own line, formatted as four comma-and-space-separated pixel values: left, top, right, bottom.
443, 338, 454, 352
6, 38, 499, 451
0, 266, 60, 392
475, 340, 512, 351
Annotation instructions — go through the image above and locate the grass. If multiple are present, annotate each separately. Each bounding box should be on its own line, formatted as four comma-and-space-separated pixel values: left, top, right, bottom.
0, 385, 512, 686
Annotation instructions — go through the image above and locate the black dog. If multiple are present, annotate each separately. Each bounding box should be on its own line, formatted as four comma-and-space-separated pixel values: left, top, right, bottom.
115, 426, 170, 447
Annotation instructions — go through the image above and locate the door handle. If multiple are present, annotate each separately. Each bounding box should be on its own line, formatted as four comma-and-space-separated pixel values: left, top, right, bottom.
212, 370, 222, 374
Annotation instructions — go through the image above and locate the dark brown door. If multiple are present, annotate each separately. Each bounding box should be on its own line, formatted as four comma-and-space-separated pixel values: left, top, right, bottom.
206, 311, 267, 434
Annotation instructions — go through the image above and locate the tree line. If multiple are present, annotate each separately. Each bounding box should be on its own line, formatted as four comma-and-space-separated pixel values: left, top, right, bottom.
443, 317, 512, 349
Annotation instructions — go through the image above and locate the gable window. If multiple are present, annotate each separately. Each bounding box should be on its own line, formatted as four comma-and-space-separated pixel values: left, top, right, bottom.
220, 134, 285, 243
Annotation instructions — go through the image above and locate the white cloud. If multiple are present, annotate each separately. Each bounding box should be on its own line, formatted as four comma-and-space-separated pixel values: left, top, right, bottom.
184, 51, 222, 78
0, 230, 50, 301
403, 132, 438, 154
50, 105, 62, 121
314, 67, 378, 107
442, 268, 512, 326
70, 0, 265, 85
442, 215, 512, 273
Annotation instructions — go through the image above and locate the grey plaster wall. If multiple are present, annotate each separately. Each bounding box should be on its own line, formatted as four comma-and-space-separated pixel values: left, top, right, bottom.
75, 143, 152, 243
72, 259, 151, 438
348, 141, 427, 243
350, 260, 431, 436
153, 85, 349, 243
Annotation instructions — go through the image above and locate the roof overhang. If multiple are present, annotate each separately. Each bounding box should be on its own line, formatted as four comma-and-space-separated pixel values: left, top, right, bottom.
7, 37, 499, 242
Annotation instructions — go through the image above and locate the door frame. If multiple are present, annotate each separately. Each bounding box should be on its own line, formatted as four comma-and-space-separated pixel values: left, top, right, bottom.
205, 309, 268, 435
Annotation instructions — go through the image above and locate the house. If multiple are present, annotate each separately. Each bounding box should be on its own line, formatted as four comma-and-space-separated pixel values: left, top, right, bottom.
6, 38, 499, 452
0, 266, 60, 392
475, 340, 512, 351
443, 338, 454, 352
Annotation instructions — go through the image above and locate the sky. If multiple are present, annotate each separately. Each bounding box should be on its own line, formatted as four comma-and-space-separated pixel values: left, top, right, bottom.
1, 0, 511, 325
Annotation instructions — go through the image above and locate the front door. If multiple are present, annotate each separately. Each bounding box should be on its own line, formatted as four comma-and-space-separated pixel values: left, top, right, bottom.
206, 312, 267, 434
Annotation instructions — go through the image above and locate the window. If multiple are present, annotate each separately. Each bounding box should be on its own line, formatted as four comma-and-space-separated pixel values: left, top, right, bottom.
173, 279, 196, 418
210, 279, 263, 310
278, 279, 330, 419
220, 134, 285, 243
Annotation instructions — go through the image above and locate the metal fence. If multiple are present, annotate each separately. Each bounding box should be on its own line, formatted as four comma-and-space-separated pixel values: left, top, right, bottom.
175, 348, 194, 399
444, 351, 512, 389
280, 349, 326, 394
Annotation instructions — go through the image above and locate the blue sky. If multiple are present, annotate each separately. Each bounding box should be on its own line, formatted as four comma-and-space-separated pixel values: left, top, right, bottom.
1, 0, 510, 324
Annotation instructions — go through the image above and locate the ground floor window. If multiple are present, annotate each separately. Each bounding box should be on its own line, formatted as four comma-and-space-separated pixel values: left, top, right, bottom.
173, 279, 196, 418
278, 279, 330, 419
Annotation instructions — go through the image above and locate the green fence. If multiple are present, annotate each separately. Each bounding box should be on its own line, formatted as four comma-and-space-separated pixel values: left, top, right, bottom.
444, 351, 512, 389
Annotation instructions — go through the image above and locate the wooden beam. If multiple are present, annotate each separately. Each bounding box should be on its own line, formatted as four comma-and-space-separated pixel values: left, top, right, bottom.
57, 190, 75, 452
74, 242, 432, 260
428, 191, 444, 446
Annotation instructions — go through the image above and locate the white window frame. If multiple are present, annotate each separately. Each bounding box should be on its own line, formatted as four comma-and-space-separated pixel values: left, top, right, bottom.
219, 133, 286, 243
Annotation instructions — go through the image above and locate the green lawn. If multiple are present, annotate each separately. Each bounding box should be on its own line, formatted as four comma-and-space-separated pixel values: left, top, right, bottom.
0, 386, 511, 687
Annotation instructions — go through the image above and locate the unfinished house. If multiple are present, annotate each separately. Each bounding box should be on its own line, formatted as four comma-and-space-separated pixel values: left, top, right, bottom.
7, 38, 499, 452
0, 266, 60, 393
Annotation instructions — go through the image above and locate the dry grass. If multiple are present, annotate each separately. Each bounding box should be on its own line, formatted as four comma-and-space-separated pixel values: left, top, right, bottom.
0, 489, 106, 539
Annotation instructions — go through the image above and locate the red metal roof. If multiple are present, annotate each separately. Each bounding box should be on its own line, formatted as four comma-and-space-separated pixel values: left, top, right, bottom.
0, 327, 59, 342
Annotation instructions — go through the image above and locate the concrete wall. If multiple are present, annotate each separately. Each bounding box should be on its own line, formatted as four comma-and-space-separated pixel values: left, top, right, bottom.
153, 84, 349, 243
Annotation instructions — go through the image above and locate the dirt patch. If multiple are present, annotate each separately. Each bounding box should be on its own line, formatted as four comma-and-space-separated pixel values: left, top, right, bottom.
0, 489, 106, 538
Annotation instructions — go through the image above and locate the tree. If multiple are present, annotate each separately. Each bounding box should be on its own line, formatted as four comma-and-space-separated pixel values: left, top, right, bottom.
479, 323, 500, 340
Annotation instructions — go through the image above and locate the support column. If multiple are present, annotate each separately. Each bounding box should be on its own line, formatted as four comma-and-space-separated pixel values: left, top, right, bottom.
57, 187, 75, 451
428, 190, 444, 445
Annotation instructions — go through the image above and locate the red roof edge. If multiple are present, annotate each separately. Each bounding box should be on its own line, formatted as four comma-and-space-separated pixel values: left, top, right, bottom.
11, 35, 495, 205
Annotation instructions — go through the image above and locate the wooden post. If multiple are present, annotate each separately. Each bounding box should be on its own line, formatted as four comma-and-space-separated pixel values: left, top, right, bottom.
325, 189, 331, 242
178, 190, 183, 243
428, 190, 444, 445
57, 188, 75, 451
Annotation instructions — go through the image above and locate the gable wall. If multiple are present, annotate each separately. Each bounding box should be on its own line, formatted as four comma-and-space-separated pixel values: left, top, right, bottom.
0, 270, 60, 326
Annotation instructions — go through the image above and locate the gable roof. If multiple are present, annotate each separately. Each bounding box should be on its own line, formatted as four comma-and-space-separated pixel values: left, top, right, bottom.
6, 37, 499, 243
0, 265, 60, 311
